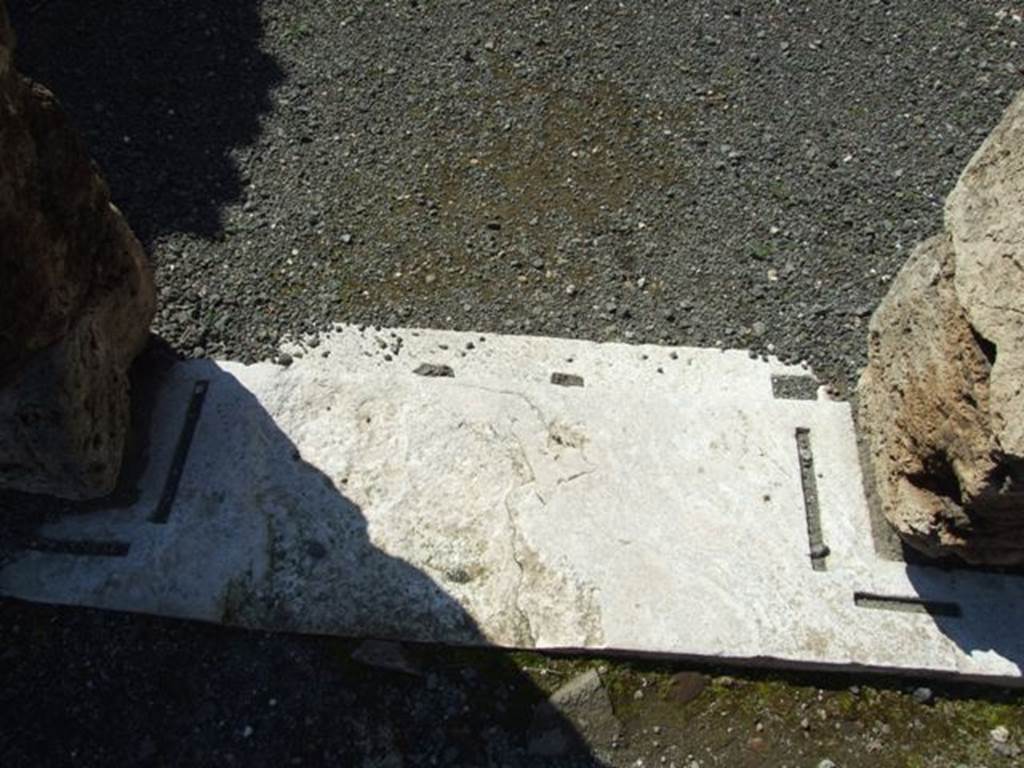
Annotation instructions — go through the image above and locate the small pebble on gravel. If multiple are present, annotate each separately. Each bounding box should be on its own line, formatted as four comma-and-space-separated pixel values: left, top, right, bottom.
911, 687, 934, 705
990, 725, 1011, 744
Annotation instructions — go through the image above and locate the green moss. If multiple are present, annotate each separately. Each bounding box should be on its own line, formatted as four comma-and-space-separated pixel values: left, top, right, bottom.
324, 642, 1024, 768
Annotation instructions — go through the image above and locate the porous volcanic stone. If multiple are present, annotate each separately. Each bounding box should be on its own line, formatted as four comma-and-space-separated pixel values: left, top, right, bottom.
947, 91, 1024, 462
0, 1, 155, 499
858, 236, 1012, 562
858, 93, 1024, 566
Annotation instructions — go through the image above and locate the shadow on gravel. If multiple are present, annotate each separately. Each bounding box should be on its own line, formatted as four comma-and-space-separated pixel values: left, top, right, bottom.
7, 0, 282, 243
0, 338, 607, 767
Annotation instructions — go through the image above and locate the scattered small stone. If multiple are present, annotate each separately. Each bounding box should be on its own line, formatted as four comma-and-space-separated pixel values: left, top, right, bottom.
351, 639, 422, 676
993, 741, 1022, 758
528, 669, 621, 756
668, 672, 710, 705
277, 353, 293, 367
747, 736, 768, 753
911, 686, 933, 705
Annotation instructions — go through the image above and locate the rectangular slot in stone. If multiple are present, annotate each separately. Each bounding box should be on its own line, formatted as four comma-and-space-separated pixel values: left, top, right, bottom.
21, 537, 130, 558
796, 427, 829, 571
550, 372, 584, 387
413, 363, 455, 378
151, 379, 209, 524
772, 375, 819, 400
854, 592, 962, 619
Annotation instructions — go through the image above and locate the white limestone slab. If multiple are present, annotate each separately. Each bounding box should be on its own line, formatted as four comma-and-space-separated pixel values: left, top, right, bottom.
2, 326, 1022, 685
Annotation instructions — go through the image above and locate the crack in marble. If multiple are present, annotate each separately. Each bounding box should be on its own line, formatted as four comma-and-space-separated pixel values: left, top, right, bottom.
556, 468, 596, 486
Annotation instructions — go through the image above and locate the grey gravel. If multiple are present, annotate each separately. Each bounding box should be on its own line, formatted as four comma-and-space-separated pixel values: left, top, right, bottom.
0, 601, 597, 768
771, 374, 820, 400
12, 1, 1024, 393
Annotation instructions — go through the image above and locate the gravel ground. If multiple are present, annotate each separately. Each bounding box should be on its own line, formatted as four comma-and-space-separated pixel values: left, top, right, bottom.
0, 601, 605, 767
12, 0, 1024, 391
4, 1, 1024, 765
2, 599, 1022, 768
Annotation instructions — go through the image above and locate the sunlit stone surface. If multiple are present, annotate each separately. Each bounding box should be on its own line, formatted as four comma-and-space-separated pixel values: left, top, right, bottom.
2, 327, 1021, 685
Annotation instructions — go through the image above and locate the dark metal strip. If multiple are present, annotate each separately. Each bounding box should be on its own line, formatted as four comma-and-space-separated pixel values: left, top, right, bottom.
150, 379, 209, 524
854, 591, 962, 619
23, 537, 130, 557
796, 427, 829, 571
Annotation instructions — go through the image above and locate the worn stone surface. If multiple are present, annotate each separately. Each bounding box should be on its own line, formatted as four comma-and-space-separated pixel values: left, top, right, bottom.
858, 93, 1024, 566
857, 236, 1016, 563
947, 91, 1024, 460
0, 3, 155, 498
1, 327, 1022, 685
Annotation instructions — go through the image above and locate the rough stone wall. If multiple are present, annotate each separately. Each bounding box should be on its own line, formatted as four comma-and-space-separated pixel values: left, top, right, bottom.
0, 1, 155, 499
858, 93, 1024, 566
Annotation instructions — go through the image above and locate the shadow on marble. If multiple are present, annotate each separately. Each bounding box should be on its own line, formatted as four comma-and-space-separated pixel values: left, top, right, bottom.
0, 338, 607, 766
906, 563, 1024, 676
